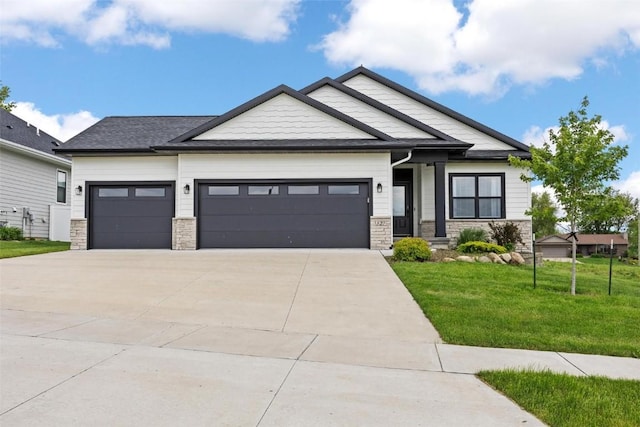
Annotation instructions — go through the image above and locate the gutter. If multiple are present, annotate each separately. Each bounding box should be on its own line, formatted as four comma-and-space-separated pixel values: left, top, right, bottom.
391, 150, 412, 168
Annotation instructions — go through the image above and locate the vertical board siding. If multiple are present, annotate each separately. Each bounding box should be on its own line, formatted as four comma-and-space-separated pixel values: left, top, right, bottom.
343, 75, 515, 151
0, 149, 70, 239
178, 152, 391, 217
307, 86, 432, 138
193, 94, 374, 140
71, 156, 178, 218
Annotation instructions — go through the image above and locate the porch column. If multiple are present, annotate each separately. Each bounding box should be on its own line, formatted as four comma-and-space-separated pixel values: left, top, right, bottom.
434, 161, 446, 237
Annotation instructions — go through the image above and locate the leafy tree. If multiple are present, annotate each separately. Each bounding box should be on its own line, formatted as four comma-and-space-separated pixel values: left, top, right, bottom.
510, 96, 628, 295
529, 191, 559, 237
578, 188, 638, 233
0, 83, 16, 112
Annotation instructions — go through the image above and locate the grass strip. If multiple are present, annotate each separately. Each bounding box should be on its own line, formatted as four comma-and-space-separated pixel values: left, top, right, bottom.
0, 240, 70, 259
479, 369, 640, 427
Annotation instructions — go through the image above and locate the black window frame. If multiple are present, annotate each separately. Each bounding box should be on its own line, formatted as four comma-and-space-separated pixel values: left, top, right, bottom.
56, 170, 67, 204
449, 173, 505, 219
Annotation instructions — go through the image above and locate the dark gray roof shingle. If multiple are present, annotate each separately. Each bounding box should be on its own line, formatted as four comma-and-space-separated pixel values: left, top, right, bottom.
0, 109, 64, 156
58, 116, 216, 152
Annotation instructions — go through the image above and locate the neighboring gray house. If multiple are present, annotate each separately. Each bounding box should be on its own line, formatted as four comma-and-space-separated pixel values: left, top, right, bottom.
58, 67, 532, 251
536, 233, 629, 258
0, 109, 71, 241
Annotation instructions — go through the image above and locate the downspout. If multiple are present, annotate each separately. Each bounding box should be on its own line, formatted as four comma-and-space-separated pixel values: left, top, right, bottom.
391, 150, 413, 168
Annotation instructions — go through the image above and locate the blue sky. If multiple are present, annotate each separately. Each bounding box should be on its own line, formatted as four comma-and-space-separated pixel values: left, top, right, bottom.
2, 0, 639, 199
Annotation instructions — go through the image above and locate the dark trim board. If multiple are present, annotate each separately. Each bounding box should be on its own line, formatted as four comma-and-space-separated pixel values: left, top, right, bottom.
86, 181, 175, 249
195, 178, 372, 249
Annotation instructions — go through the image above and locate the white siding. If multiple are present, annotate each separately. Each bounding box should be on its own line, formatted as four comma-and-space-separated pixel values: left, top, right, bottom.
307, 86, 432, 138
178, 153, 391, 217
343, 75, 516, 150
193, 93, 374, 140
71, 156, 178, 218
0, 149, 71, 239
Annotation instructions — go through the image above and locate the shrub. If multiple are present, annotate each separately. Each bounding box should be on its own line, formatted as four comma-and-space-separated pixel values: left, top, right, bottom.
488, 221, 524, 251
456, 228, 488, 246
457, 241, 507, 254
0, 226, 23, 241
393, 237, 432, 262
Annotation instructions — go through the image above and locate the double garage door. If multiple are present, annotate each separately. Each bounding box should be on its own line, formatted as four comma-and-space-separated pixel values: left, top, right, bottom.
89, 181, 370, 249
198, 181, 370, 248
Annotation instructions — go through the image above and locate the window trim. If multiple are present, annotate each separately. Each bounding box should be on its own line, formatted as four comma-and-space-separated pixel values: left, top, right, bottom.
56, 169, 67, 204
449, 173, 505, 219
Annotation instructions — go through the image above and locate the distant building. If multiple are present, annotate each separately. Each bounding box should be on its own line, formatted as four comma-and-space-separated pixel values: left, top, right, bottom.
535, 233, 629, 258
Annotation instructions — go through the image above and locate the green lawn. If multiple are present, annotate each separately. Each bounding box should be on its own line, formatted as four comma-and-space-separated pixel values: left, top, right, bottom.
479, 370, 640, 427
391, 259, 640, 357
0, 240, 70, 259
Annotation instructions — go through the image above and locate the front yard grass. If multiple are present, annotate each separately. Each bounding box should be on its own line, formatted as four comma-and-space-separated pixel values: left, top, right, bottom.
391, 259, 640, 357
0, 240, 70, 259
478, 369, 640, 427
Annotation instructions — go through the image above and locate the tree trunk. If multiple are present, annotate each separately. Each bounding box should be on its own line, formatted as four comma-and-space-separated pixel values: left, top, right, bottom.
571, 222, 577, 295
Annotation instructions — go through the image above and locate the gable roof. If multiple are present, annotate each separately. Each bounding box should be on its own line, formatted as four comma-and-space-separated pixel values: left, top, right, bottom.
167, 85, 393, 144
0, 108, 64, 156
336, 67, 530, 152
300, 77, 456, 142
57, 67, 530, 157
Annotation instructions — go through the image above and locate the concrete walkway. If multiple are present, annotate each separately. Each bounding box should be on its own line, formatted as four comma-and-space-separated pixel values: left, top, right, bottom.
1, 250, 638, 426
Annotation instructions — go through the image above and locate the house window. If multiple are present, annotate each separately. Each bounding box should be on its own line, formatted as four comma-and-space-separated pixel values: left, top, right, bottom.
57, 170, 67, 203
450, 174, 505, 219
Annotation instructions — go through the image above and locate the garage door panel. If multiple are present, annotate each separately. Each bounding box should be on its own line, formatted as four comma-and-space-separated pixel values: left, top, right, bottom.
198, 181, 369, 248
200, 230, 366, 248
90, 184, 174, 249
91, 232, 172, 249
199, 213, 367, 232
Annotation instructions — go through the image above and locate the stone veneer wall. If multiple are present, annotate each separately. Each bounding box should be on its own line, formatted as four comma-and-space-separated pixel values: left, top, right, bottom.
420, 219, 533, 252
370, 216, 392, 250
172, 217, 197, 250
70, 219, 87, 250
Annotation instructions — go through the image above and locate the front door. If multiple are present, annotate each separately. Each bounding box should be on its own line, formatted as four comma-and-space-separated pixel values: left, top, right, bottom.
393, 169, 413, 236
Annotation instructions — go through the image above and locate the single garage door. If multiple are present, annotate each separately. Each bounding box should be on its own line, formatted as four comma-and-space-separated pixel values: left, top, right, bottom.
89, 183, 174, 249
198, 181, 370, 248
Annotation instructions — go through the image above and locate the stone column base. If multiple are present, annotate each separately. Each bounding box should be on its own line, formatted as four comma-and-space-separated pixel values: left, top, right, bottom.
172, 217, 196, 250
370, 216, 392, 250
70, 219, 87, 250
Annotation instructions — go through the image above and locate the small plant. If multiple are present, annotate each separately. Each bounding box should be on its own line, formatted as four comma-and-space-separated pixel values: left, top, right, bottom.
457, 228, 488, 246
457, 241, 507, 254
393, 237, 432, 262
0, 226, 23, 241
488, 221, 524, 250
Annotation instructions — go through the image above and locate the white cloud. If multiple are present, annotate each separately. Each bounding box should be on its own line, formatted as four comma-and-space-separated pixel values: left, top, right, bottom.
0, 0, 300, 48
319, 0, 640, 96
12, 102, 100, 142
614, 171, 640, 201
522, 121, 629, 148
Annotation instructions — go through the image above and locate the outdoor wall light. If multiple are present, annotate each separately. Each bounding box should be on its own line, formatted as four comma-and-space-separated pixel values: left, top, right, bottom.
376, 183, 383, 193
75, 185, 83, 195
183, 184, 190, 195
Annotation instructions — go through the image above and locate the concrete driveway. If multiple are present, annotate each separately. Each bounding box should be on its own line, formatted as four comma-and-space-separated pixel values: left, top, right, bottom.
1, 250, 542, 426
